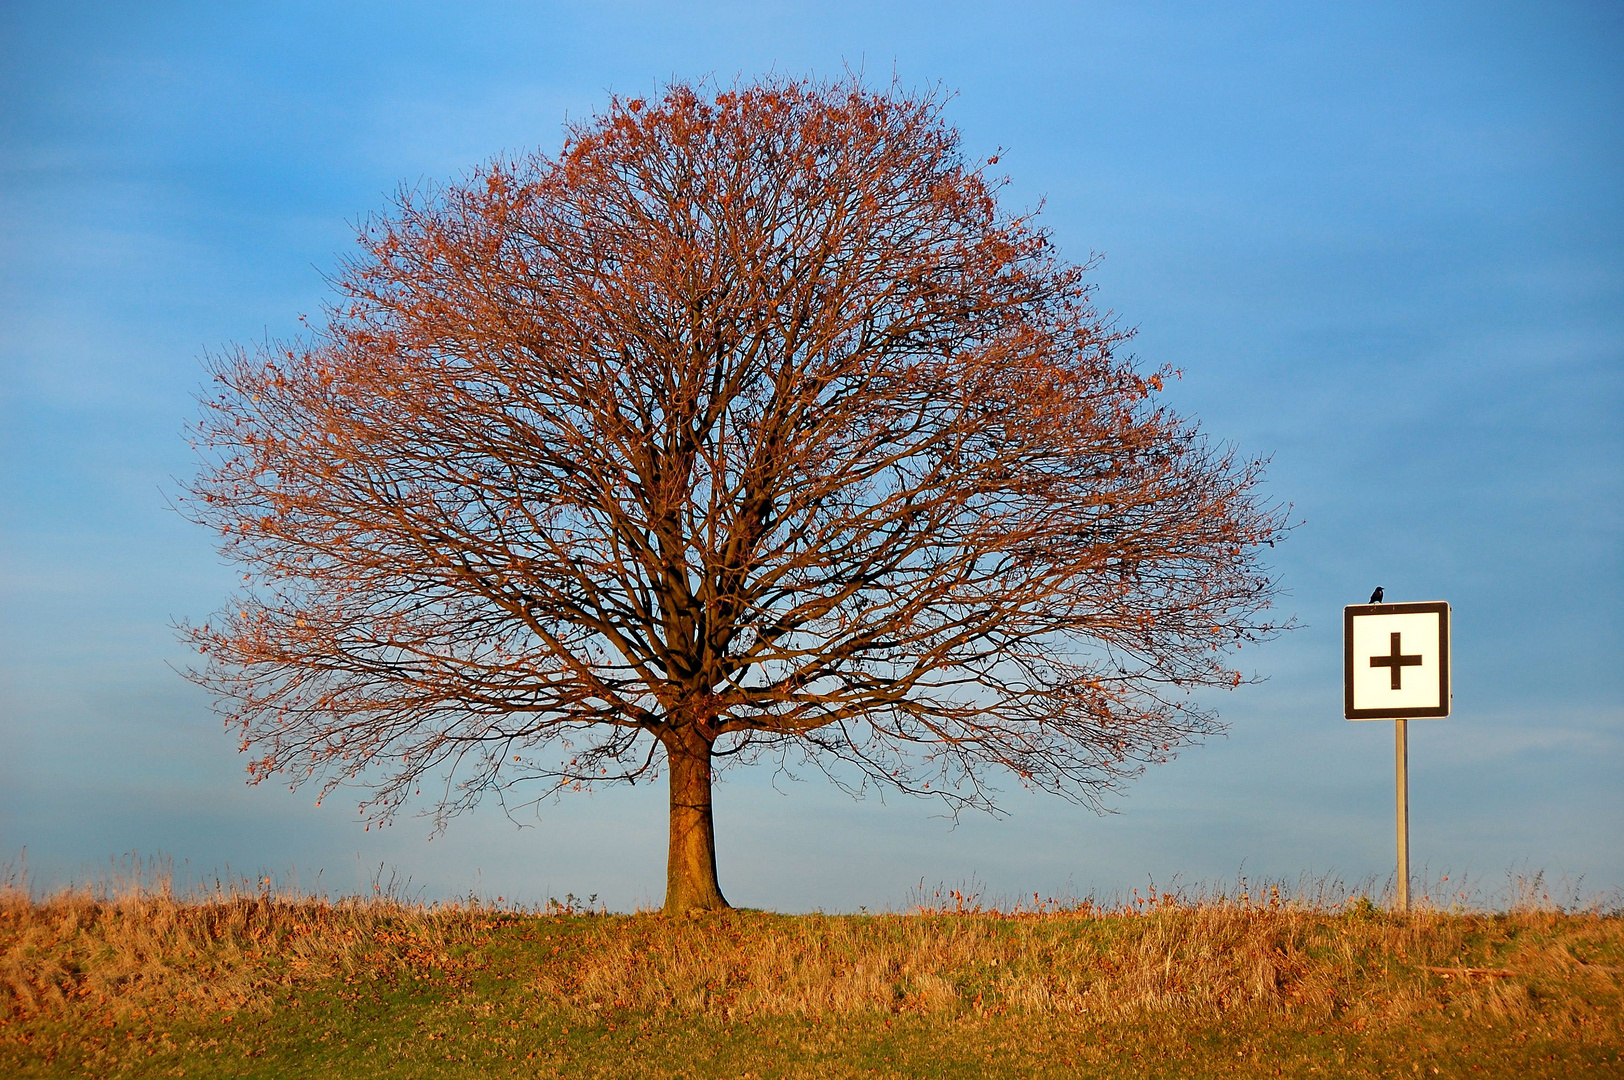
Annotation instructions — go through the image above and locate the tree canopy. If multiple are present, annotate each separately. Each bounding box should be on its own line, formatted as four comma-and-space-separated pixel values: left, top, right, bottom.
184, 78, 1287, 912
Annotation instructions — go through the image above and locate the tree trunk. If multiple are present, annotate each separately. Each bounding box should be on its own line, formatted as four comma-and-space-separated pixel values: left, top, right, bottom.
662, 726, 729, 914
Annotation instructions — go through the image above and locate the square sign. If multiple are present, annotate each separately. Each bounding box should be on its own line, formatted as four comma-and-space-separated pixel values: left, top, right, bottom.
1344, 601, 1451, 719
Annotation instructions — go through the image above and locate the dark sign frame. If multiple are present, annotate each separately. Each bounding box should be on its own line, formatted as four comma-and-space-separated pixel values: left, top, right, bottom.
1343, 601, 1451, 719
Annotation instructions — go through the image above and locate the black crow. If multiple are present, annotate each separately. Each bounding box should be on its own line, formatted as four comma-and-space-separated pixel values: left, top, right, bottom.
1369, 586, 1384, 604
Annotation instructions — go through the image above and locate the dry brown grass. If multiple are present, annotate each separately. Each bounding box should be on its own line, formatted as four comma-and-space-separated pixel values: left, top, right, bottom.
533, 903, 1623, 1033
3, 870, 1620, 1048
0, 877, 488, 1021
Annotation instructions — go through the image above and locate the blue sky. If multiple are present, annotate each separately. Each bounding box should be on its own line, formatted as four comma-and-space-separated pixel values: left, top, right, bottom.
2, 1, 1620, 910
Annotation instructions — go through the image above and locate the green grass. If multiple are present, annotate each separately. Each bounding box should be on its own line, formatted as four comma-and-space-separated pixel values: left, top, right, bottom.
4, 891, 1622, 1078
13, 1001, 1623, 1079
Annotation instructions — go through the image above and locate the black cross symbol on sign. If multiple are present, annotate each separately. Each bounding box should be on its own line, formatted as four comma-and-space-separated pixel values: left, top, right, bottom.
1369, 632, 1423, 690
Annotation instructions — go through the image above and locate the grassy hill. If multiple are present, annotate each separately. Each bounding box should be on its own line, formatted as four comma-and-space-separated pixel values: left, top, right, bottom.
3, 880, 1621, 1078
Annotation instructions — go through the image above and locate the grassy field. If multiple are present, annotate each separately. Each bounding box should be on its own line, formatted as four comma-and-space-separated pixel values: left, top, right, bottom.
3, 877, 1621, 1079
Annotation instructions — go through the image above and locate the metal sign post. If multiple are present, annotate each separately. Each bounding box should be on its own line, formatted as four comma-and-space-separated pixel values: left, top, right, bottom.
1395, 718, 1409, 912
1344, 600, 1450, 914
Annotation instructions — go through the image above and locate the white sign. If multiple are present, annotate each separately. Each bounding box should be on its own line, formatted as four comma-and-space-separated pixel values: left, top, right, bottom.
1343, 601, 1451, 719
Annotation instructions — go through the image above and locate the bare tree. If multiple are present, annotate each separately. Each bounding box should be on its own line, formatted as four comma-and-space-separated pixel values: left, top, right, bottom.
183, 78, 1287, 913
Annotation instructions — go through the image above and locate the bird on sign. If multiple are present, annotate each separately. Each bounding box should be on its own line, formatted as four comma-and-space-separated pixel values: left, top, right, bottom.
1369, 586, 1384, 604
